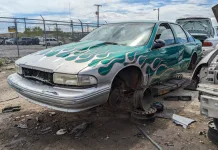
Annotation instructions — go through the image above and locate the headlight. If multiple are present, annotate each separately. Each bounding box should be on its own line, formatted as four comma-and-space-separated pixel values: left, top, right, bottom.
53, 73, 97, 86
15, 64, 22, 75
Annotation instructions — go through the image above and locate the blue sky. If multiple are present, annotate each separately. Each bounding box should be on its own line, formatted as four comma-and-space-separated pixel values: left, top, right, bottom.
0, 0, 217, 32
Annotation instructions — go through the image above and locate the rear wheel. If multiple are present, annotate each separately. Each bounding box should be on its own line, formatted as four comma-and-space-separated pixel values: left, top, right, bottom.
188, 53, 197, 70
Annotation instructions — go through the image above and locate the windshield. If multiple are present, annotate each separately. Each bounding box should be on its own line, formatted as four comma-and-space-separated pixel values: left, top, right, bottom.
81, 23, 155, 46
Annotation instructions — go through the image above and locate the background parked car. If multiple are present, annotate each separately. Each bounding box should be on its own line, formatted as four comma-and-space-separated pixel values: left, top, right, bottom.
5, 38, 18, 45
0, 37, 8, 45
31, 37, 40, 45
39, 38, 63, 46
176, 17, 216, 56
201, 26, 218, 56
18, 37, 32, 45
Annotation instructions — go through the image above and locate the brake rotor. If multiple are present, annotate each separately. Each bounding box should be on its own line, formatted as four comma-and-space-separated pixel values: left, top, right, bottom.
133, 88, 153, 111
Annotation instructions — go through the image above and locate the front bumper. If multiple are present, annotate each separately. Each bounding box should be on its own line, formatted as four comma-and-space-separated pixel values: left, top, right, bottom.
8, 73, 110, 112
197, 83, 218, 118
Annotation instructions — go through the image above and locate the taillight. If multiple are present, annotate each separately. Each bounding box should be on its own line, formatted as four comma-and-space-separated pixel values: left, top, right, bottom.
203, 41, 213, 47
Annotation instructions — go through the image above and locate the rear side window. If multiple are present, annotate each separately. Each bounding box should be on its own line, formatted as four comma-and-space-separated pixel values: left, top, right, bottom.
171, 24, 188, 43
185, 30, 195, 42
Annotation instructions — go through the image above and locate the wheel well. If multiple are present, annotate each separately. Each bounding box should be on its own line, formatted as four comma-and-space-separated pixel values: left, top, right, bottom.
111, 66, 143, 91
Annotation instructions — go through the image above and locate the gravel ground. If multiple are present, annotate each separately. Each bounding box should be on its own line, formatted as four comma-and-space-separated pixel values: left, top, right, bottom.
0, 64, 218, 150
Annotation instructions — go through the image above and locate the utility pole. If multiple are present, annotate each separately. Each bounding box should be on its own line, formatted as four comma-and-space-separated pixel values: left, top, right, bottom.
94, 4, 102, 27
153, 8, 160, 21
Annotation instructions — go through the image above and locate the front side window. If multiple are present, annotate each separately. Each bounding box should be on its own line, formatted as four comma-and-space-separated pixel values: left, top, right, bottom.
81, 23, 155, 47
155, 24, 175, 46
171, 24, 188, 43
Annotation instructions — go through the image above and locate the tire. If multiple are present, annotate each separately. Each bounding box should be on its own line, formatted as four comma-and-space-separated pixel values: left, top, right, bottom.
47, 43, 50, 46
214, 118, 218, 129
188, 54, 197, 70
208, 121, 218, 145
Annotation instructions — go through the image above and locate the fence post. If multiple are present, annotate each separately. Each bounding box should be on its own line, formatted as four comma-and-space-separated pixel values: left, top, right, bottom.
40, 15, 47, 49
24, 18, 26, 31
71, 20, 74, 41
56, 23, 58, 41
87, 24, 89, 32
78, 19, 83, 37
14, 18, 20, 57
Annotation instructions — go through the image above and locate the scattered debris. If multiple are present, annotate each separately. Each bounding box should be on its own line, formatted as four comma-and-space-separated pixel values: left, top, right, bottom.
136, 125, 162, 150
49, 112, 56, 116
164, 142, 174, 146
135, 133, 145, 139
2, 106, 21, 113
152, 102, 164, 112
172, 114, 195, 129
14, 116, 21, 121
0, 96, 19, 103
56, 129, 67, 135
14, 134, 19, 138
199, 130, 207, 136
41, 127, 52, 134
70, 122, 91, 138
105, 135, 109, 140
164, 96, 192, 101
36, 116, 43, 123
16, 123, 28, 129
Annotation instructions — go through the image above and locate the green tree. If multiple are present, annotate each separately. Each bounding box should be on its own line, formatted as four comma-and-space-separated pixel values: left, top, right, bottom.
24, 27, 31, 36
32, 26, 43, 36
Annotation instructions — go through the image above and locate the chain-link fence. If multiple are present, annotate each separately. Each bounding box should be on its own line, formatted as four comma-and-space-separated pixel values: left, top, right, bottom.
0, 17, 103, 58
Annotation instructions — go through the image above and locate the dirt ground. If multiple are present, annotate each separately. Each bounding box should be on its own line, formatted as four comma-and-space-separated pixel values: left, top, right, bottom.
0, 64, 218, 150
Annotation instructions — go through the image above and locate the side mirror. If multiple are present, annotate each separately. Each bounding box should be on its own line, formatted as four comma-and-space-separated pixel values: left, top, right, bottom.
152, 39, 166, 49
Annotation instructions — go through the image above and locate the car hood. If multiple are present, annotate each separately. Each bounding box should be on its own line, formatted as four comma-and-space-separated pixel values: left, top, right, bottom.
16, 40, 144, 74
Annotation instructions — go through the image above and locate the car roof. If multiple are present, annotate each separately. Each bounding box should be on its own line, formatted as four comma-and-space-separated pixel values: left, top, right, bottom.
107, 20, 177, 25
176, 17, 210, 20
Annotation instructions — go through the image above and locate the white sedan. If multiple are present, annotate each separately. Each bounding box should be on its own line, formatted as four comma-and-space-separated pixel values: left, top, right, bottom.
202, 26, 218, 57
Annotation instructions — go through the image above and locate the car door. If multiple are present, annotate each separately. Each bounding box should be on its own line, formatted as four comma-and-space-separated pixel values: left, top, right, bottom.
170, 23, 192, 71
147, 23, 180, 84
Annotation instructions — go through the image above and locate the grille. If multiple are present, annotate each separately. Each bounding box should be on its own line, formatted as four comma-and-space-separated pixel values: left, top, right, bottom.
22, 67, 53, 84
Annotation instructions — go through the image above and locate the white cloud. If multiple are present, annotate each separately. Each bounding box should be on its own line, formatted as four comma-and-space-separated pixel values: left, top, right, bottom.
0, 0, 217, 27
